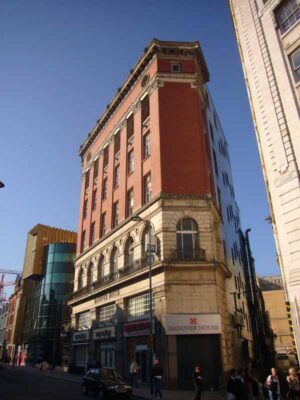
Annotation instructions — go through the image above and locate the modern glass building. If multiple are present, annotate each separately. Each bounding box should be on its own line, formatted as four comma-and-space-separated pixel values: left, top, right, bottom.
23, 242, 76, 365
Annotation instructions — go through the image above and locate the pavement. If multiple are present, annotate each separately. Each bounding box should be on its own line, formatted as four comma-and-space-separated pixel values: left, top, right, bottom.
1, 364, 226, 400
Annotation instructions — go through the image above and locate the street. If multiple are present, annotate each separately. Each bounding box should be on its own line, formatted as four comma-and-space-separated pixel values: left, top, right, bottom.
0, 366, 87, 400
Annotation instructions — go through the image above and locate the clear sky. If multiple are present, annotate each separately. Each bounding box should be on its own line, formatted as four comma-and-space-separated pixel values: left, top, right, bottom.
0, 0, 280, 294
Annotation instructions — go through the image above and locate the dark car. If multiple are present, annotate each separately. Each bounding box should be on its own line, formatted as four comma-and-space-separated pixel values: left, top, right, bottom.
82, 367, 132, 399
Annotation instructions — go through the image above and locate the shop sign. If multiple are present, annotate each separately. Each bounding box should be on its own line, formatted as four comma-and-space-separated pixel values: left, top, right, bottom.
123, 320, 155, 337
93, 326, 116, 340
165, 314, 222, 335
73, 330, 90, 342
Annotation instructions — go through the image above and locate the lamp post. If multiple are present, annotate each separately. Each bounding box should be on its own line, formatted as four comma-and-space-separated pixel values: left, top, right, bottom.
131, 215, 154, 394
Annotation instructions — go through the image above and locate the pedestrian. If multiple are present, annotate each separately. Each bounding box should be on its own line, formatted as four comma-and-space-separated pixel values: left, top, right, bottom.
233, 368, 245, 400
266, 368, 280, 400
227, 369, 237, 400
287, 368, 300, 400
130, 358, 139, 388
152, 359, 163, 399
193, 366, 203, 400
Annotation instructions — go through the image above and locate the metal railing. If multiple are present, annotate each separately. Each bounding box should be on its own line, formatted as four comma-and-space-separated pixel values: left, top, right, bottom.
168, 248, 206, 261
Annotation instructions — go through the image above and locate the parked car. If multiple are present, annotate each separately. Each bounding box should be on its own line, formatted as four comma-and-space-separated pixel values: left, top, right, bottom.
82, 367, 132, 399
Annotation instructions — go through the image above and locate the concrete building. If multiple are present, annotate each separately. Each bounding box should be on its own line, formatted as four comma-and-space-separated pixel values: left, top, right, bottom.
69, 39, 256, 389
259, 275, 296, 370
229, 0, 300, 358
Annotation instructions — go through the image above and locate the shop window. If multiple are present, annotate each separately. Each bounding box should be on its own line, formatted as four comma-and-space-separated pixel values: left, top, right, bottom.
97, 303, 116, 323
176, 218, 199, 260
77, 311, 91, 329
127, 292, 155, 319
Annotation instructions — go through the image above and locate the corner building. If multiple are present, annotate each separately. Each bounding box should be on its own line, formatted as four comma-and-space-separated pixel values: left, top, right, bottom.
229, 0, 300, 359
70, 39, 252, 389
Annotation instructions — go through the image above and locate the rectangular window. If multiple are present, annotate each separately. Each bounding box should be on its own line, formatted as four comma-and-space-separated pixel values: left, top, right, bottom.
77, 311, 91, 329
127, 114, 134, 141
93, 159, 99, 179
100, 212, 107, 237
92, 189, 97, 210
290, 48, 300, 82
90, 222, 95, 245
97, 303, 116, 323
213, 149, 219, 177
143, 173, 151, 204
127, 150, 134, 175
171, 63, 181, 72
114, 131, 120, 155
275, 0, 300, 33
103, 146, 109, 169
112, 201, 119, 228
143, 133, 151, 158
217, 187, 223, 222
84, 170, 90, 190
83, 198, 88, 219
141, 95, 150, 124
127, 292, 155, 319
102, 178, 108, 200
127, 188, 134, 217
80, 230, 86, 253
114, 165, 120, 188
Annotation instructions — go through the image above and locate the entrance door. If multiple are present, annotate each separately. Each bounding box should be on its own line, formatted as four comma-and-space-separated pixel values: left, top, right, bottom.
135, 345, 148, 383
176, 335, 222, 390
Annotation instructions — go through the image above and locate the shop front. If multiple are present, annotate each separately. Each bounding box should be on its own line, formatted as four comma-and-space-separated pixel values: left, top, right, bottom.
72, 330, 90, 373
165, 314, 223, 390
123, 319, 154, 382
93, 325, 116, 368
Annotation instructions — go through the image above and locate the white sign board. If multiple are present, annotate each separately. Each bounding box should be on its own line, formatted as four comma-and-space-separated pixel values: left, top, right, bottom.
165, 314, 222, 335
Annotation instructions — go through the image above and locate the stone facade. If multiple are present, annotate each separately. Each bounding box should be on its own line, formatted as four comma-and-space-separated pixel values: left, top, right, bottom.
229, 0, 300, 358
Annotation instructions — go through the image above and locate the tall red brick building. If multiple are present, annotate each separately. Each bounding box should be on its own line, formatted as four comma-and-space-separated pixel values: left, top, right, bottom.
69, 39, 252, 389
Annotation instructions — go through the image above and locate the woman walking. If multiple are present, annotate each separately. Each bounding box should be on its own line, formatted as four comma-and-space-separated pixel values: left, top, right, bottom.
266, 368, 280, 400
287, 368, 300, 400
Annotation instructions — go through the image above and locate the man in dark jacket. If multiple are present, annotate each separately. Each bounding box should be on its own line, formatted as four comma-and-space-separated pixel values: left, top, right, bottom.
152, 359, 163, 399
193, 366, 204, 400
227, 369, 237, 400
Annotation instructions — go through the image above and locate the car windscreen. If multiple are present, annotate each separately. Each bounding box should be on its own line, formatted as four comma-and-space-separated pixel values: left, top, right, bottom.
100, 368, 122, 380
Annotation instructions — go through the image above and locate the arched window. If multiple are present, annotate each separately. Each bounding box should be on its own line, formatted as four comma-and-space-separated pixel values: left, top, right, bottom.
87, 262, 93, 287
176, 218, 198, 260
124, 237, 134, 268
78, 268, 84, 290
110, 246, 118, 275
98, 255, 104, 280
141, 224, 154, 259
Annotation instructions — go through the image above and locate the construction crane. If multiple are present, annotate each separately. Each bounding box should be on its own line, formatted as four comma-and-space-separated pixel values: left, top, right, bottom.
0, 269, 21, 304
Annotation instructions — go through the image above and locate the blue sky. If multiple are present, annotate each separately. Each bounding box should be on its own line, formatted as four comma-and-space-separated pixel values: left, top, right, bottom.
0, 0, 279, 294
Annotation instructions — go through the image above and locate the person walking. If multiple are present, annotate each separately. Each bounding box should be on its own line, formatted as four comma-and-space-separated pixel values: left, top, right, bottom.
152, 359, 163, 399
130, 358, 139, 388
266, 368, 280, 400
233, 368, 245, 400
227, 369, 237, 400
193, 366, 203, 400
287, 368, 300, 400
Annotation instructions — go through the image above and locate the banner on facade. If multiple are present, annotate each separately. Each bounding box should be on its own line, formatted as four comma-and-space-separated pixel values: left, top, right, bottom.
73, 330, 90, 342
93, 326, 116, 340
165, 314, 222, 335
123, 320, 155, 337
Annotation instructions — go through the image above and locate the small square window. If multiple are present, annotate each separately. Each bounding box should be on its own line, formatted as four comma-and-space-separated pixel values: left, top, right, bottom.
171, 63, 181, 73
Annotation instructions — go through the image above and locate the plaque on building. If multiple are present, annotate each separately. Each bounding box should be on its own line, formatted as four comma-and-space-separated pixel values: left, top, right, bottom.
165, 314, 222, 335
93, 326, 116, 340
73, 330, 90, 342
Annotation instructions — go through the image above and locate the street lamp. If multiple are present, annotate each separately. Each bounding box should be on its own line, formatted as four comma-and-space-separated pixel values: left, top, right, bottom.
131, 215, 155, 394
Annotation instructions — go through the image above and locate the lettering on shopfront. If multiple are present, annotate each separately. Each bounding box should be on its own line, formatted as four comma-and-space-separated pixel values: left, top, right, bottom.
93, 326, 116, 340
73, 331, 90, 342
165, 314, 222, 335
95, 290, 120, 304
123, 320, 155, 337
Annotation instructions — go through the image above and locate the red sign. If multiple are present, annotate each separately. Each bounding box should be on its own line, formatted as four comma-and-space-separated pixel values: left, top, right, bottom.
124, 320, 154, 337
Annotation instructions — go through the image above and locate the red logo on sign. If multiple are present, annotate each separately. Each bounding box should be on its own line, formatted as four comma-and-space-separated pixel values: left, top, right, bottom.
190, 318, 197, 325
